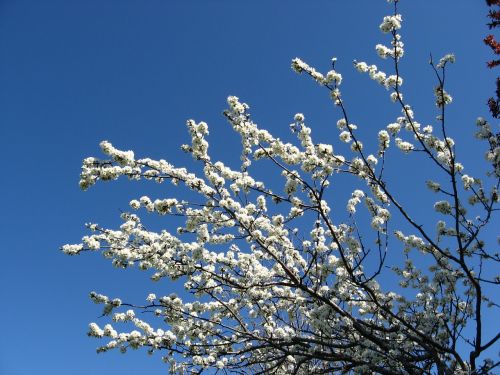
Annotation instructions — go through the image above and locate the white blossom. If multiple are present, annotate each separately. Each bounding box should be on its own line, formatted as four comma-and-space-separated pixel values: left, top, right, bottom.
434, 200, 452, 215
425, 180, 440, 193
339, 130, 352, 143
434, 86, 453, 107
395, 138, 414, 153
379, 14, 402, 33
436, 53, 456, 68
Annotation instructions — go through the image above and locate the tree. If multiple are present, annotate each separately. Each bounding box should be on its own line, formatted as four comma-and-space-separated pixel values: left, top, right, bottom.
484, 0, 500, 118
63, 0, 499, 373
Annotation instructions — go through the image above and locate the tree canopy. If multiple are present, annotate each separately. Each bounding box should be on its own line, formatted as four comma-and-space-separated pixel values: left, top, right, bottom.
63, 1, 499, 373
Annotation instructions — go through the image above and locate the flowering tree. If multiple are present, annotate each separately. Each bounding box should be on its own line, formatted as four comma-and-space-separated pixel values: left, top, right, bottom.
63, 1, 499, 374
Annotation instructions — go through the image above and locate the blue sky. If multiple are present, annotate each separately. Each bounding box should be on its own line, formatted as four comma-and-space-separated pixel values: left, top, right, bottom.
0, 1, 496, 374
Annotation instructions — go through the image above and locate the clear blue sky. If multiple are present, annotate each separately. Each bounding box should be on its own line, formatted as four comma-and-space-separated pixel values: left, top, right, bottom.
0, 1, 496, 374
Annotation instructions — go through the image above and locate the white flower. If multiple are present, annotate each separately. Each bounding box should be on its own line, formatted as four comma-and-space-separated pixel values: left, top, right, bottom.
436, 53, 456, 68
375, 44, 393, 59
88, 323, 104, 338
351, 141, 363, 152
387, 123, 401, 135
426, 181, 440, 192
325, 70, 342, 85
434, 86, 453, 107
461, 175, 475, 190
61, 244, 83, 255
379, 14, 402, 33
378, 130, 390, 151
291, 58, 325, 85
390, 91, 403, 102
139, 196, 154, 211
434, 201, 452, 215
100, 141, 135, 166
422, 125, 433, 133
294, 113, 304, 122
371, 216, 385, 230
129, 199, 141, 210
354, 61, 369, 73
330, 88, 342, 105
367, 154, 378, 165
347, 190, 365, 214
339, 131, 352, 143
227, 95, 247, 114
395, 138, 414, 153
83, 236, 100, 250
385, 75, 403, 89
